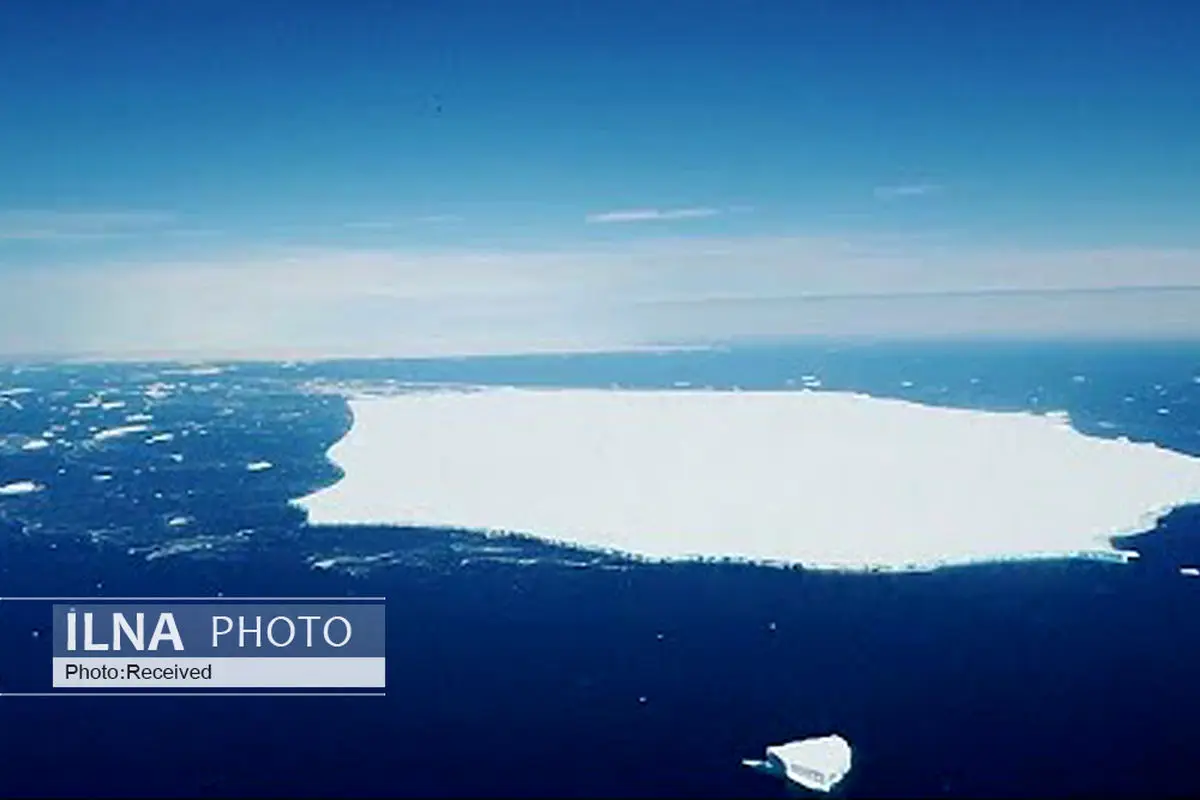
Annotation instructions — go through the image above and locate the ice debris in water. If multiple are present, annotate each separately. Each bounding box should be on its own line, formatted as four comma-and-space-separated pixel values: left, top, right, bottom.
742, 734, 853, 793
0, 481, 43, 496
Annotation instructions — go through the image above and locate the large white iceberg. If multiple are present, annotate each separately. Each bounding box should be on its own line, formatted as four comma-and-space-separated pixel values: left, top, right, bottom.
295, 387, 1200, 572
742, 734, 853, 793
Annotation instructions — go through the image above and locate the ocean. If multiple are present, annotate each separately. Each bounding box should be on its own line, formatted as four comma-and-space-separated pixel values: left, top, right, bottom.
1, 341, 1198, 798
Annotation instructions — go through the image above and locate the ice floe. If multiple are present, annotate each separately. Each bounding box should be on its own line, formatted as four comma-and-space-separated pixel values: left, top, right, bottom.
0, 481, 43, 496
92, 424, 151, 442
743, 734, 852, 793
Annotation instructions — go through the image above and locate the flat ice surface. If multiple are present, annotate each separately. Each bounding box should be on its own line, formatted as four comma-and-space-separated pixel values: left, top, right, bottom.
247, 461, 273, 472
0, 481, 42, 496
296, 388, 1200, 571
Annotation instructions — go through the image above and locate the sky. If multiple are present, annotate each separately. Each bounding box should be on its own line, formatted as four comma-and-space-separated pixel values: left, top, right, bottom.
2, 0, 1199, 359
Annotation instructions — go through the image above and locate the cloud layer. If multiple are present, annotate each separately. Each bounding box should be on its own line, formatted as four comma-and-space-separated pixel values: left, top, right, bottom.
585, 207, 723, 224
0, 210, 175, 241
4, 234, 1200, 360
873, 183, 943, 200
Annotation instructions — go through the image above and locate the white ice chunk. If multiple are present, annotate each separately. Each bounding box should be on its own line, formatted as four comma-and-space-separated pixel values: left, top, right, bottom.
0, 481, 42, 496
100, 400, 126, 410
247, 461, 273, 472
21, 439, 50, 451
92, 424, 150, 442
146, 432, 175, 444
161, 365, 224, 376
295, 388, 1200, 572
1181, 567, 1200, 577
742, 734, 853, 793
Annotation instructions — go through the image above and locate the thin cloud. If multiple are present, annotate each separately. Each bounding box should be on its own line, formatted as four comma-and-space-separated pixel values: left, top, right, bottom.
0, 210, 175, 241
5, 236, 1200, 361
342, 221, 399, 231
586, 207, 723, 224
343, 214, 463, 230
873, 183, 943, 201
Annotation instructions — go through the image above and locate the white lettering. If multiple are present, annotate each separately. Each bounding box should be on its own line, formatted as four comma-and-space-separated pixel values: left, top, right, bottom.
323, 616, 352, 647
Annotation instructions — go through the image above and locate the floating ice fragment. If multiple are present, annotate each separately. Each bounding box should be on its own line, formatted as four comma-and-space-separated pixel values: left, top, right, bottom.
162, 365, 224, 376
144, 383, 173, 400
1181, 567, 1199, 577
21, 439, 50, 451
93, 424, 150, 442
146, 432, 175, 444
743, 734, 852, 793
246, 461, 273, 472
0, 481, 42, 496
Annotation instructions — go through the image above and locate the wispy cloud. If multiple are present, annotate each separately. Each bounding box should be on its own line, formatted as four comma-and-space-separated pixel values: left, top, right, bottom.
585, 207, 724, 224
343, 214, 463, 231
873, 183, 943, 201
0, 210, 175, 241
5, 235, 1200, 361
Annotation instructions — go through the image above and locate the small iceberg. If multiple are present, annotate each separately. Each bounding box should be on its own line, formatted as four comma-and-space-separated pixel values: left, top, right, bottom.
0, 481, 43, 497
93, 424, 150, 442
246, 461, 273, 472
743, 734, 852, 793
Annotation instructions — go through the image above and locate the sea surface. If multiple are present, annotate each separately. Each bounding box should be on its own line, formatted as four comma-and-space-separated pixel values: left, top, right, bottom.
1, 341, 1199, 798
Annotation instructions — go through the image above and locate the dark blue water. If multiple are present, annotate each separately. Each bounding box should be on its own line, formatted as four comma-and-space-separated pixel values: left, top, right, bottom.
1, 341, 1199, 798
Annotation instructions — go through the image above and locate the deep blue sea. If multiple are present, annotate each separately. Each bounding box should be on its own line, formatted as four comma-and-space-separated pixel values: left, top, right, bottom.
1, 341, 1199, 798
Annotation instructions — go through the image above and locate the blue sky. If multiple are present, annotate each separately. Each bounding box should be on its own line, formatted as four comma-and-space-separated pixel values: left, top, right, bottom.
2, 0, 1199, 358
